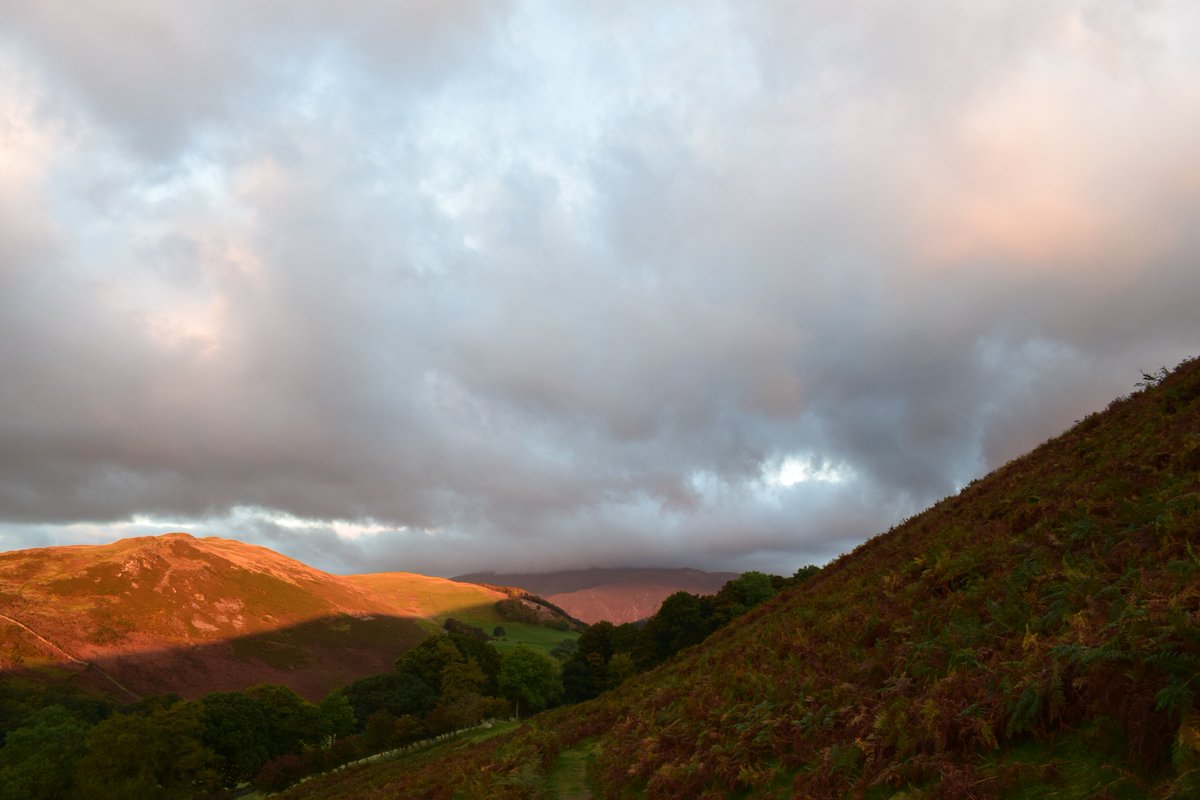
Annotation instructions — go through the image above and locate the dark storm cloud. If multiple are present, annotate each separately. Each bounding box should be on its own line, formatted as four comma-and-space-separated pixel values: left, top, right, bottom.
1, 1, 1198, 575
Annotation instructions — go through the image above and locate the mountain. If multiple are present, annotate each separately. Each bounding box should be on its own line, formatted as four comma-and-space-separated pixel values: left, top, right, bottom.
0, 534, 574, 701
282, 359, 1200, 798
453, 567, 740, 624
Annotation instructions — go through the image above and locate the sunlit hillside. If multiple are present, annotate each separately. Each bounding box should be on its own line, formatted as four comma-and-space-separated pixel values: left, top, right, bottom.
0, 535, 575, 700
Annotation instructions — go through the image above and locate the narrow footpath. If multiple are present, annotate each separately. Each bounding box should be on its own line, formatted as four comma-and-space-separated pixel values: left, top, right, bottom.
547, 740, 597, 800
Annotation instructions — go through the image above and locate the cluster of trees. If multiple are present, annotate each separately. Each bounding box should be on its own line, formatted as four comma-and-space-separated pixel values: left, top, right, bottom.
0, 682, 351, 798
562, 567, 819, 703
337, 631, 561, 752
0, 633, 563, 798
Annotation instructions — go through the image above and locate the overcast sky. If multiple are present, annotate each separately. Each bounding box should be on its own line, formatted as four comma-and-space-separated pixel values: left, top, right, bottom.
1, 1, 1197, 577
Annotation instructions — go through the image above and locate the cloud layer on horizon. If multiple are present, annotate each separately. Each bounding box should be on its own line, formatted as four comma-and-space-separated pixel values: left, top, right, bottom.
1, 1, 1197, 576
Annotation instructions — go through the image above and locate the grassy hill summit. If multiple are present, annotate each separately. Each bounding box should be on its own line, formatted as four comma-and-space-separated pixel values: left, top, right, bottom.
282, 357, 1200, 799
0, 533, 577, 701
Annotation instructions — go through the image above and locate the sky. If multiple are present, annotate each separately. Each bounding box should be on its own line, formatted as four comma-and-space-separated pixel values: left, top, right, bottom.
1, 1, 1198, 577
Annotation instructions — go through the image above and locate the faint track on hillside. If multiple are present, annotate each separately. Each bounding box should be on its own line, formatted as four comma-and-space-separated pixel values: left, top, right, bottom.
547, 740, 597, 799
0, 613, 141, 700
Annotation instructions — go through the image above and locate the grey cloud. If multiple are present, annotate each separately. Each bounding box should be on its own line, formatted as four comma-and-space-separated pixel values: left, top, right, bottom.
0, 1, 1197, 577
0, 0, 506, 158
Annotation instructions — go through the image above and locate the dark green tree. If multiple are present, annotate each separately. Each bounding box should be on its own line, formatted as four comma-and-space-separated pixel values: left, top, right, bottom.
244, 684, 324, 759
341, 672, 437, 729
0, 705, 91, 800
499, 645, 562, 720
788, 564, 821, 585
425, 651, 507, 733
447, 632, 502, 696
199, 691, 272, 788
318, 692, 357, 741
562, 623, 618, 702
712, 571, 779, 624
396, 632, 502, 696
638, 591, 717, 667
606, 651, 637, 688
395, 636, 466, 694
73, 702, 220, 799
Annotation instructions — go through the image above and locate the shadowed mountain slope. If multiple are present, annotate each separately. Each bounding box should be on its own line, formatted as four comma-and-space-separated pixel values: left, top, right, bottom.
453, 567, 740, 624
0, 534, 524, 700
282, 358, 1200, 799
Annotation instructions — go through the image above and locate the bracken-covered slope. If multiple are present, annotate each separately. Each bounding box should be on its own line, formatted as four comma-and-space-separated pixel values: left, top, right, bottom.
453, 567, 740, 624
282, 357, 1200, 799
0, 534, 515, 700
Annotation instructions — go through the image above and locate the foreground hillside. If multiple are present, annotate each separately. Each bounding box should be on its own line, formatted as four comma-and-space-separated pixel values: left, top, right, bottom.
454, 568, 739, 624
283, 358, 1200, 799
0, 535, 572, 700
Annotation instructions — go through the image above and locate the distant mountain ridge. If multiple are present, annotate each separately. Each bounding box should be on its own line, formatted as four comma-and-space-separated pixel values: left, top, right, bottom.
453, 567, 740, 624
0, 533, 573, 701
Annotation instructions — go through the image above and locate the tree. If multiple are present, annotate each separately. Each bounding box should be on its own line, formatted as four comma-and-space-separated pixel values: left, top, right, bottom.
606, 652, 637, 689
199, 691, 272, 788
576, 621, 618, 662
712, 571, 779, 624
562, 649, 605, 703
341, 672, 437, 729
499, 645, 562, 720
396, 636, 468, 694
443, 617, 491, 641
549, 638, 577, 661
447, 632, 502, 696
425, 653, 505, 733
788, 564, 821, 585
318, 692, 357, 742
74, 702, 220, 799
396, 632, 503, 697
561, 620, 625, 700
0, 705, 91, 800
639, 591, 717, 667
244, 684, 324, 759
364, 711, 399, 752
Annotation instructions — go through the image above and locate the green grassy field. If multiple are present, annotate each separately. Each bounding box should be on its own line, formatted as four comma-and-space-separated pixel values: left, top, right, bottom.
489, 622, 577, 656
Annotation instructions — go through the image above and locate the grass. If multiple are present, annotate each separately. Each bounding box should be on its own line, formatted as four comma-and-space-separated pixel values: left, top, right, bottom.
546, 739, 598, 799
490, 623, 578, 657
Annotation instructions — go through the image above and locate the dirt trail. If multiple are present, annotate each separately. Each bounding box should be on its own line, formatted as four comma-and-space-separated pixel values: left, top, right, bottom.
0, 613, 141, 699
547, 740, 596, 800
